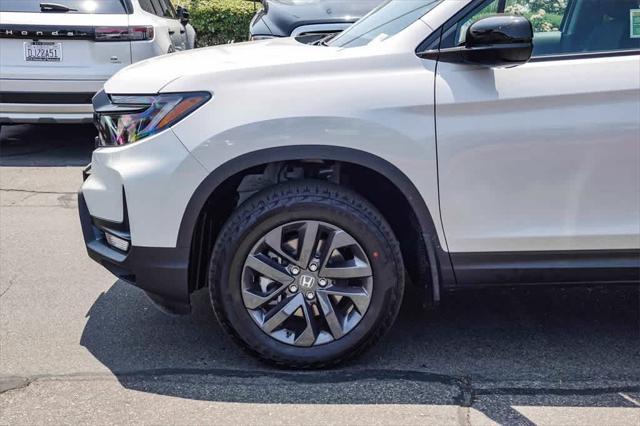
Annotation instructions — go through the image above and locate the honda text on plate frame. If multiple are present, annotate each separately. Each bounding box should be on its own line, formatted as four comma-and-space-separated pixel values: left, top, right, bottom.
0, 0, 196, 126
80, 0, 640, 368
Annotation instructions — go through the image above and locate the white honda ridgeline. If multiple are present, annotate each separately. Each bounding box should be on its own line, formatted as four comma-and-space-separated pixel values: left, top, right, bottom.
80, 0, 640, 367
0, 0, 195, 128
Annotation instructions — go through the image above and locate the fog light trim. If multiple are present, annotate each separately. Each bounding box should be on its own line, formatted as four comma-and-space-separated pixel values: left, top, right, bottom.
105, 232, 130, 252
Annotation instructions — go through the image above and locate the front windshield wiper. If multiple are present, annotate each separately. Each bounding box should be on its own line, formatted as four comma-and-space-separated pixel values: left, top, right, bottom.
40, 2, 77, 12
313, 33, 338, 46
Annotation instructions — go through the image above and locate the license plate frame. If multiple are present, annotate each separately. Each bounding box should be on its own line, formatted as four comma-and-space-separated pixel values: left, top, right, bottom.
24, 41, 63, 63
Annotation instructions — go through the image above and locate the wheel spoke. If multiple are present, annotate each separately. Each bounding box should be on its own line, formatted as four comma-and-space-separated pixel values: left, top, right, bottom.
320, 230, 358, 266
262, 294, 304, 333
245, 254, 294, 285
319, 286, 370, 313
294, 302, 320, 346
263, 226, 298, 265
242, 283, 288, 310
316, 291, 344, 340
321, 258, 372, 280
297, 221, 320, 268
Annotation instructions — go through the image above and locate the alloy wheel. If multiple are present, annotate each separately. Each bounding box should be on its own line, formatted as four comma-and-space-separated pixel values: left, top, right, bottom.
240, 220, 374, 347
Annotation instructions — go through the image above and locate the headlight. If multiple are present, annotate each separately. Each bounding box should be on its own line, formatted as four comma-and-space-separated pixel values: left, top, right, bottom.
93, 91, 211, 146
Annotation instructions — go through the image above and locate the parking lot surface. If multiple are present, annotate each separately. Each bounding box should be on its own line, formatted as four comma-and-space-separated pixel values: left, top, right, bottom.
1, 125, 639, 425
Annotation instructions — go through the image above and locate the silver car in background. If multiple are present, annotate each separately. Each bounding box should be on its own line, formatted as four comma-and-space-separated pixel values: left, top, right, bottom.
249, 0, 382, 43
0, 0, 195, 127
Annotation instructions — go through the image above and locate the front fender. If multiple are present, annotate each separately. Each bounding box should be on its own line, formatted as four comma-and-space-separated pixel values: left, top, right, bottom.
176, 142, 444, 249
174, 114, 446, 251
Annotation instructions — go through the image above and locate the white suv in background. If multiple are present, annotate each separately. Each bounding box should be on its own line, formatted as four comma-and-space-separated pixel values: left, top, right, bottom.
0, 0, 195, 127
81, 0, 639, 367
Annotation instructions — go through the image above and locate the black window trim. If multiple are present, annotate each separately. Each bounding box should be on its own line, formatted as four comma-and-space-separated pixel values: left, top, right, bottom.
121, 0, 133, 14
416, 0, 485, 54
163, 0, 178, 20
416, 0, 640, 63
149, 0, 164, 17
149, 0, 178, 20
137, 0, 158, 15
559, 0, 577, 32
530, 48, 640, 62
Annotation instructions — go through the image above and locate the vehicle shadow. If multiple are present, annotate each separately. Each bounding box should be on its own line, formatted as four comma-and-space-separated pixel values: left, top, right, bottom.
80, 281, 640, 424
0, 124, 95, 167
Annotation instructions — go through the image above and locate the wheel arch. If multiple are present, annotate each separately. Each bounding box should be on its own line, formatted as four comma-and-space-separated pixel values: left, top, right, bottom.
177, 145, 454, 301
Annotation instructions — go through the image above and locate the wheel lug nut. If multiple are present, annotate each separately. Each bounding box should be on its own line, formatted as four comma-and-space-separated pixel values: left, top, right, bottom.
305, 291, 315, 300
309, 263, 318, 272
289, 284, 299, 293
318, 278, 327, 287
291, 266, 301, 275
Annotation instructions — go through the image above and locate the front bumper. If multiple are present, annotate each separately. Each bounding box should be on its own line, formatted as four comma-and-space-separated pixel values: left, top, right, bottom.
78, 188, 192, 314
78, 100, 209, 314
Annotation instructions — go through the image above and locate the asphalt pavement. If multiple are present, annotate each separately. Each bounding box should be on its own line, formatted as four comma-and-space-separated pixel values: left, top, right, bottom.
1, 124, 639, 425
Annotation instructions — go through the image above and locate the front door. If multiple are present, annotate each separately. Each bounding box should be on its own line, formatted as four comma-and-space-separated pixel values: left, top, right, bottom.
435, 0, 640, 261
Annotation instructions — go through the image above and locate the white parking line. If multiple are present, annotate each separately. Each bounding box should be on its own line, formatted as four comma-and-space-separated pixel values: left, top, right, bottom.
619, 392, 640, 407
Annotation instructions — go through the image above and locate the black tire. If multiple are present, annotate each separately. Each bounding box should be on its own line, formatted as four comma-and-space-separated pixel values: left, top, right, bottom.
208, 180, 405, 368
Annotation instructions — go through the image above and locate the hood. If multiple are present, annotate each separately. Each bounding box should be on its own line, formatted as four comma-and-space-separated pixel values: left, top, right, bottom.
264, 0, 382, 36
104, 37, 341, 94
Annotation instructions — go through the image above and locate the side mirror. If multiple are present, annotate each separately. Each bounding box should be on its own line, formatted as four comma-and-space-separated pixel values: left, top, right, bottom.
420, 15, 533, 67
177, 6, 190, 25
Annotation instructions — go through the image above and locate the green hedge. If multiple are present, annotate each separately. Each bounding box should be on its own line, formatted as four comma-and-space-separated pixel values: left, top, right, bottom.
174, 0, 259, 47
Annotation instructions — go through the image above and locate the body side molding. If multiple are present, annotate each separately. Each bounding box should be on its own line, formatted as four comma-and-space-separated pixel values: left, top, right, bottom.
451, 249, 640, 287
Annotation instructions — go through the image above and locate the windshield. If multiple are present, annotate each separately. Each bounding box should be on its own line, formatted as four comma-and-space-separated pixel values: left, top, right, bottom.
328, 0, 440, 48
0, 0, 127, 14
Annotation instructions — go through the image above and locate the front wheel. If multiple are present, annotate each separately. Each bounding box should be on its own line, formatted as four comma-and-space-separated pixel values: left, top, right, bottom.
209, 180, 405, 368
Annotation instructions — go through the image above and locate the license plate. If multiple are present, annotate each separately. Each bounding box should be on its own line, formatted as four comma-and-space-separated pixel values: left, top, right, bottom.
24, 41, 62, 62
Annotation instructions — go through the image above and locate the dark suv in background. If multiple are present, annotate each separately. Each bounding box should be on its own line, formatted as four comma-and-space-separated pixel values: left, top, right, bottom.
249, 0, 382, 43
